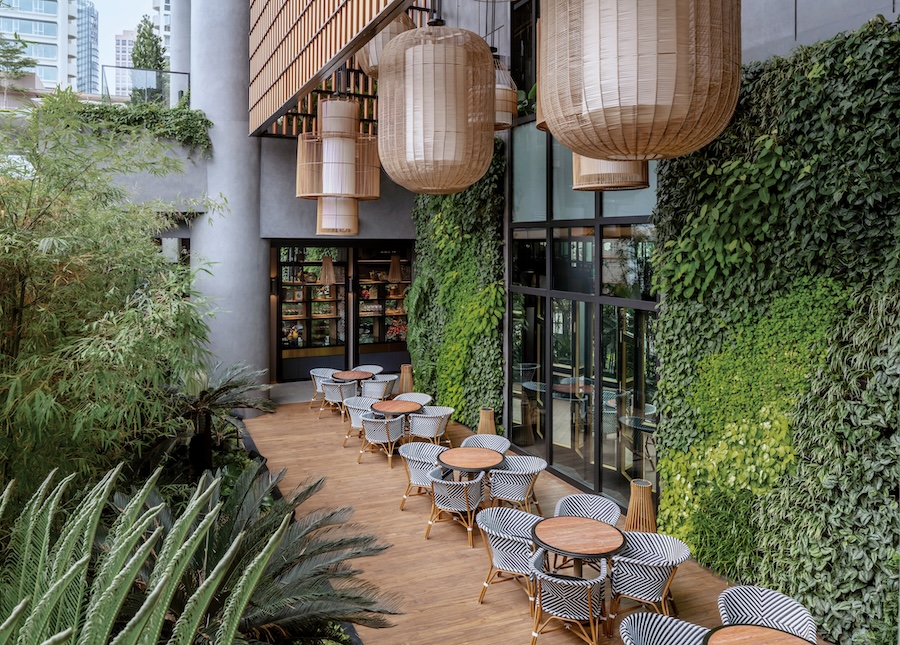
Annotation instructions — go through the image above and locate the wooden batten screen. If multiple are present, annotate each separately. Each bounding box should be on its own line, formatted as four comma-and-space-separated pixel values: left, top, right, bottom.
249, 0, 415, 136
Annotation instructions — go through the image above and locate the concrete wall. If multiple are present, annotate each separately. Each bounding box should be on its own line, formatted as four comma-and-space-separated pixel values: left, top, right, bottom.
118, 144, 207, 210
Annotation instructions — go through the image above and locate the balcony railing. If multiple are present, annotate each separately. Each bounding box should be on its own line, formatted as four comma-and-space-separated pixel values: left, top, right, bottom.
100, 66, 190, 107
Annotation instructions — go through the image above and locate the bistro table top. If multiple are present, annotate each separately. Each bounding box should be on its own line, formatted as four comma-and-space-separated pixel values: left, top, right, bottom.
371, 399, 422, 416
703, 625, 811, 645
437, 447, 505, 473
552, 383, 595, 396
531, 516, 625, 561
619, 416, 658, 433
332, 370, 374, 382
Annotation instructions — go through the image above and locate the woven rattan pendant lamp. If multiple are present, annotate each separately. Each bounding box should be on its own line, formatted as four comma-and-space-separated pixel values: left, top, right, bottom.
296, 96, 380, 235
377, 13, 495, 194
493, 55, 518, 130
356, 12, 415, 79
540, 0, 741, 160
534, 18, 548, 132
572, 156, 649, 191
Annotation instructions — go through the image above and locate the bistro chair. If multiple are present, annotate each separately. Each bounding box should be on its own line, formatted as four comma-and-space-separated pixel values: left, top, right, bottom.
317, 380, 356, 421
530, 548, 608, 644
555, 493, 621, 526
394, 392, 433, 406
357, 412, 405, 469
425, 467, 484, 547
420, 405, 455, 446
360, 374, 398, 400
609, 531, 690, 621
309, 367, 338, 408
619, 613, 710, 645
351, 364, 384, 375
476, 506, 541, 610
342, 396, 379, 448
408, 410, 450, 445
489, 455, 547, 514
460, 434, 511, 454
718, 585, 818, 644
398, 442, 447, 510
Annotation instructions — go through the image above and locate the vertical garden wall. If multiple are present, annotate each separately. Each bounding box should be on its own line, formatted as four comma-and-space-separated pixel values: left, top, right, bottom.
405, 141, 506, 430
653, 17, 900, 643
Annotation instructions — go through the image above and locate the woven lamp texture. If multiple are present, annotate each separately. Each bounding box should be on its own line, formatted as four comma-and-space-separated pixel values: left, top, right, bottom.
533, 18, 548, 132
540, 0, 741, 160
572, 156, 649, 191
357, 12, 415, 79
494, 57, 518, 130
378, 26, 495, 194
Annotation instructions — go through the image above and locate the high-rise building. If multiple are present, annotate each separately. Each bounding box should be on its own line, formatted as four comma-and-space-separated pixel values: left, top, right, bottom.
113, 29, 135, 97
75, 0, 98, 94
152, 0, 170, 61
0, 0, 78, 89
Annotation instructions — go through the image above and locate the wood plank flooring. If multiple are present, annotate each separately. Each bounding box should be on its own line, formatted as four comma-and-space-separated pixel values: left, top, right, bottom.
246, 401, 730, 645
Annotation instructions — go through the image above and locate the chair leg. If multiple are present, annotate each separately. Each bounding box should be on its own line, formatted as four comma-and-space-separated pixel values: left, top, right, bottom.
357, 439, 370, 464
478, 567, 497, 604
400, 483, 412, 510
424, 504, 439, 539
530, 603, 542, 645
318, 401, 328, 419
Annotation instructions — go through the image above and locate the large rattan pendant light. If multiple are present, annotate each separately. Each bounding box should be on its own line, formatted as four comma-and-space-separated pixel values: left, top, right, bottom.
296, 95, 380, 235
572, 156, 649, 191
540, 0, 741, 160
377, 10, 495, 194
356, 12, 415, 79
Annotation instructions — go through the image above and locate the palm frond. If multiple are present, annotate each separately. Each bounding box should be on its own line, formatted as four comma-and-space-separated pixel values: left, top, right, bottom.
107, 572, 170, 645
37, 628, 73, 645
0, 481, 15, 525
14, 553, 89, 645
0, 597, 30, 645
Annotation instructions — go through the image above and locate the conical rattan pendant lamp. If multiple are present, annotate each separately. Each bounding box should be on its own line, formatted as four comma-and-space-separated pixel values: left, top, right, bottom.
296, 95, 380, 235
540, 0, 741, 160
493, 55, 518, 130
357, 12, 415, 79
377, 12, 495, 194
572, 156, 650, 191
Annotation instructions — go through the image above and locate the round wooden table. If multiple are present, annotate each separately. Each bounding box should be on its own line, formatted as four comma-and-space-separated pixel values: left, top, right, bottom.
551, 383, 595, 396
531, 516, 624, 577
703, 625, 811, 644
437, 447, 505, 474
371, 399, 422, 416
332, 370, 374, 383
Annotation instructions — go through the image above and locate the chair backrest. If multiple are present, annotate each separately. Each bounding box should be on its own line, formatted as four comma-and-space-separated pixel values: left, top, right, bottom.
460, 434, 511, 453
361, 374, 398, 399
611, 532, 690, 604
408, 413, 445, 440
361, 411, 405, 443
394, 392, 433, 406
619, 613, 710, 645
352, 364, 384, 375
344, 396, 379, 427
477, 507, 541, 574
554, 493, 621, 526
420, 405, 454, 433
428, 468, 483, 512
321, 380, 356, 404
530, 549, 606, 621
489, 455, 547, 503
718, 586, 817, 643
310, 367, 338, 393
399, 442, 447, 486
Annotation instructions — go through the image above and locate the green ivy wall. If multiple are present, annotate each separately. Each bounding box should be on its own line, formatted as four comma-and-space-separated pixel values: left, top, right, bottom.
406, 141, 506, 430
653, 18, 900, 643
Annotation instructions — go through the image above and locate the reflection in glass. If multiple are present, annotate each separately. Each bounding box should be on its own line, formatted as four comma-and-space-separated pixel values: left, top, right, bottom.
601, 224, 655, 300
602, 160, 658, 217
552, 139, 595, 220
512, 125, 547, 222
552, 227, 595, 294
512, 229, 547, 288
511, 294, 546, 460
550, 299, 595, 488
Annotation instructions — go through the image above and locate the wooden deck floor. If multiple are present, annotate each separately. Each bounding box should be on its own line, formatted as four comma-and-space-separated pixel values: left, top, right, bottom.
246, 401, 730, 645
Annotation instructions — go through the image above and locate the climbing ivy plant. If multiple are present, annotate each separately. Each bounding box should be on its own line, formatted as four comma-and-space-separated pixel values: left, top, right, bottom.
653, 17, 900, 643
406, 140, 506, 430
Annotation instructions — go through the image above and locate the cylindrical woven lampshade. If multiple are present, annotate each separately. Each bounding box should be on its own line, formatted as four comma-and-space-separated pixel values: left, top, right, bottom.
316, 196, 359, 236
572, 157, 650, 191
378, 25, 495, 194
494, 57, 517, 131
624, 479, 657, 532
540, 0, 741, 160
534, 18, 548, 132
357, 12, 416, 79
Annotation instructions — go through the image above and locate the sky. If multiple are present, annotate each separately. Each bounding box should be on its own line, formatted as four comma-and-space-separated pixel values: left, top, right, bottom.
93, 0, 155, 72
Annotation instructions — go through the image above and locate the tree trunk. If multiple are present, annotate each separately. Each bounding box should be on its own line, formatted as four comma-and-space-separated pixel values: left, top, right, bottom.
189, 411, 213, 475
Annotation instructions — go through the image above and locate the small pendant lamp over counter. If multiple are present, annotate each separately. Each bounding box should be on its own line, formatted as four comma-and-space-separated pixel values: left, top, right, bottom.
572, 157, 649, 191
377, 22, 495, 194
540, 0, 741, 160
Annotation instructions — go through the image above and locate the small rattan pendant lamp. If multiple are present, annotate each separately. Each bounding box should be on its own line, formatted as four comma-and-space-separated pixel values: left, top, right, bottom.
356, 12, 415, 79
493, 55, 518, 130
572, 156, 649, 191
377, 10, 495, 194
540, 0, 741, 160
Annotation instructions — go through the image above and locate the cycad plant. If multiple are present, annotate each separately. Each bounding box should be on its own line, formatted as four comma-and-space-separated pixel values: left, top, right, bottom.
0, 461, 399, 644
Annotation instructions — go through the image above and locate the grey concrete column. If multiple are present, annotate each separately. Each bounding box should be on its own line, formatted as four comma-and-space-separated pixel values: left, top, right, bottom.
190, 0, 269, 377
169, 0, 190, 105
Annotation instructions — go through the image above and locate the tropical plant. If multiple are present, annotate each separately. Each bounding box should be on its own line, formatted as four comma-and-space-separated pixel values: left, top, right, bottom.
0, 461, 399, 643
0, 32, 36, 108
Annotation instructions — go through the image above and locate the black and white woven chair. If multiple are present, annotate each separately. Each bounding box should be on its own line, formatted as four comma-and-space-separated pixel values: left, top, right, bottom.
342, 396, 379, 448
718, 585, 817, 643
317, 380, 356, 421
398, 442, 447, 510
619, 613, 710, 645
609, 531, 690, 620
408, 411, 447, 445
395, 392, 433, 406
351, 363, 384, 375
489, 455, 547, 514
309, 367, 338, 408
425, 467, 484, 547
476, 506, 542, 609
530, 548, 608, 644
552, 493, 622, 571
420, 405, 455, 446
360, 374, 398, 400
357, 411, 405, 468
461, 434, 511, 454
